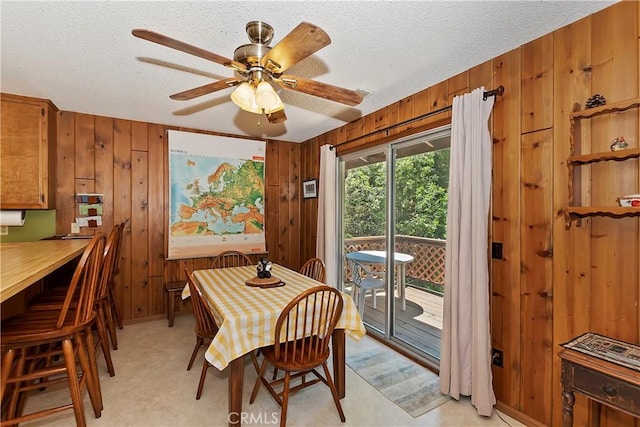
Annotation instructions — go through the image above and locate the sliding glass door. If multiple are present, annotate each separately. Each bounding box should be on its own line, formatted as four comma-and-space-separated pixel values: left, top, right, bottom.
339, 125, 450, 363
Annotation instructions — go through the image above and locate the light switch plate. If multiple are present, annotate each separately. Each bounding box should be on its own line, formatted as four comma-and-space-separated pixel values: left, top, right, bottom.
71, 222, 80, 234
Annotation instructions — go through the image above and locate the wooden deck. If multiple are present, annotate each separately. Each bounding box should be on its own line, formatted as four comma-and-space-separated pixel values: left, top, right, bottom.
352, 285, 444, 360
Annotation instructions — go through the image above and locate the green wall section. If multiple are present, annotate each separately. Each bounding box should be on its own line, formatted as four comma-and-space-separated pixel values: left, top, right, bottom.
0, 210, 57, 242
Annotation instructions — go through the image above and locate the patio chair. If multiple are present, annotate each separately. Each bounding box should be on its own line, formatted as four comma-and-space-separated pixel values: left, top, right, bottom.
346, 258, 385, 316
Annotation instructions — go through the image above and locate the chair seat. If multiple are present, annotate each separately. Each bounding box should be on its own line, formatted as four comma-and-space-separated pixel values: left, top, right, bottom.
1, 312, 96, 346
261, 336, 331, 372
358, 276, 384, 290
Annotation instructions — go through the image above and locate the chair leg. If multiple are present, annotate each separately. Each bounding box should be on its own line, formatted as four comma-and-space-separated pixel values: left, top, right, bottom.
76, 332, 103, 418
62, 338, 87, 427
372, 289, 377, 309
168, 290, 177, 327
95, 307, 115, 376
322, 362, 346, 422
196, 360, 210, 400
280, 371, 291, 427
1, 348, 16, 402
108, 287, 124, 329
4, 349, 25, 423
358, 289, 365, 316
83, 327, 104, 412
103, 297, 119, 350
187, 337, 203, 371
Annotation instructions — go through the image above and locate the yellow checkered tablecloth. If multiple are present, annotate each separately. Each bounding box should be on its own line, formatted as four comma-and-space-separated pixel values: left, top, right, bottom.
187, 264, 366, 370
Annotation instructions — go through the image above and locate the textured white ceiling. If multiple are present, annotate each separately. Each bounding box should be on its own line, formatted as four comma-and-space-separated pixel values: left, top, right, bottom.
1, 1, 615, 143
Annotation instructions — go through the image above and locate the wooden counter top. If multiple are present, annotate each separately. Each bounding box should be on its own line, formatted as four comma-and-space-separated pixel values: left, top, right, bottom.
1, 240, 89, 302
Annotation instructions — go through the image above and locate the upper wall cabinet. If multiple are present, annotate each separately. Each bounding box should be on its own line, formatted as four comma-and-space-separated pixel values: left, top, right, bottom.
1, 93, 58, 209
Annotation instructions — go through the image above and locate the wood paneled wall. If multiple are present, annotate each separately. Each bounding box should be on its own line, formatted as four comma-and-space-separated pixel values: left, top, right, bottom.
55, 116, 302, 321
300, 2, 639, 426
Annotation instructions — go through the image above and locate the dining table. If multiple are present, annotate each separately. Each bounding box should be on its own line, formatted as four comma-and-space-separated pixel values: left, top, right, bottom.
185, 263, 366, 427
345, 250, 415, 310
0, 239, 89, 303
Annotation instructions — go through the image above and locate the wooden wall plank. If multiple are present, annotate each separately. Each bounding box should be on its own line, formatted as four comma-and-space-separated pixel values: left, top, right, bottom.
521, 34, 554, 133
395, 95, 415, 134
265, 141, 280, 262
425, 81, 449, 124
148, 124, 165, 279
519, 129, 554, 425
74, 113, 95, 180
490, 47, 522, 410
113, 119, 132, 321
95, 116, 114, 233
131, 150, 149, 318
448, 71, 469, 95
55, 111, 75, 235
276, 142, 291, 266
131, 121, 148, 151
552, 15, 595, 427
590, 5, 639, 425
288, 142, 302, 270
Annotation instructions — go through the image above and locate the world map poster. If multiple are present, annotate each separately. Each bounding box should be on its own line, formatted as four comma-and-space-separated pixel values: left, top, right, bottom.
167, 130, 266, 260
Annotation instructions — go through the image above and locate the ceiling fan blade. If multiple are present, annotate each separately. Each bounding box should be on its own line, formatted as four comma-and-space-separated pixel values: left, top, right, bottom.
260, 22, 331, 74
279, 75, 363, 106
170, 78, 241, 101
132, 29, 247, 72
267, 109, 287, 124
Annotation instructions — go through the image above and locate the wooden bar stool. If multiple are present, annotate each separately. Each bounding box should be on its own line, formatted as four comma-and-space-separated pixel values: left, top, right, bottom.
165, 281, 185, 327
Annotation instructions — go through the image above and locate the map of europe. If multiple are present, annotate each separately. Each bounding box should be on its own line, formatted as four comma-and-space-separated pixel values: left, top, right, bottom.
170, 155, 265, 237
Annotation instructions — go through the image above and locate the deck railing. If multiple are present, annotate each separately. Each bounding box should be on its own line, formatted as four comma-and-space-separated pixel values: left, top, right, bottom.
344, 235, 446, 293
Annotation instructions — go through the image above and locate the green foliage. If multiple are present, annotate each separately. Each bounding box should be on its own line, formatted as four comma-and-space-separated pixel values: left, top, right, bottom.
344, 149, 449, 239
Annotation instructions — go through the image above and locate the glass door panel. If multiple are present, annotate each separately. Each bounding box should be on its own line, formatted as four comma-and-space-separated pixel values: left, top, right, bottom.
340, 148, 387, 335
390, 129, 450, 361
338, 125, 450, 364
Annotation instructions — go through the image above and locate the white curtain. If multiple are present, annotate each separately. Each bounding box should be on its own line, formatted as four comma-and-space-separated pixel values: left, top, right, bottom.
316, 145, 338, 287
439, 87, 496, 416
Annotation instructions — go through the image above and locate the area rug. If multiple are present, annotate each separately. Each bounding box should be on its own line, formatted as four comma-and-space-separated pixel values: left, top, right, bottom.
346, 346, 450, 418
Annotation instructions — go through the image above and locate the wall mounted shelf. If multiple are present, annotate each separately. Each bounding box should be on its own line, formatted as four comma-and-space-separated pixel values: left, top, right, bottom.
565, 97, 640, 229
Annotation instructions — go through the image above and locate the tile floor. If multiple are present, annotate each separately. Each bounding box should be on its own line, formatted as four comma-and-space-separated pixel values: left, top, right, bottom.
20, 315, 524, 427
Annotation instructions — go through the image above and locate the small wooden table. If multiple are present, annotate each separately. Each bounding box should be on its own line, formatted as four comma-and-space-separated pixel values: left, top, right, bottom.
559, 336, 640, 426
0, 239, 89, 302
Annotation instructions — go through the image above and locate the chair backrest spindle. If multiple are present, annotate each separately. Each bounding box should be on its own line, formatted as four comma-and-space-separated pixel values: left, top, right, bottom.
209, 250, 253, 269
58, 233, 106, 329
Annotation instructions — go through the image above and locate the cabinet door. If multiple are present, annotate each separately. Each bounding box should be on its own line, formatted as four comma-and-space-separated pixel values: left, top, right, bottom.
0, 96, 56, 209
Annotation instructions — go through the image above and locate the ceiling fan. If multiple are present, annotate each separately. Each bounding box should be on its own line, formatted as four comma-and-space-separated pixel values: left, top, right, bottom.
132, 21, 364, 124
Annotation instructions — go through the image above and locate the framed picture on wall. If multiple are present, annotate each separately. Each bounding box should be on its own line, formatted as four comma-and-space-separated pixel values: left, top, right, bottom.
302, 179, 318, 199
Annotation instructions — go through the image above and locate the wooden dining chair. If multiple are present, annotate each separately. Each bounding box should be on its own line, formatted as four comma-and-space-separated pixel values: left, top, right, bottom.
1, 233, 106, 426
184, 269, 220, 399
29, 225, 123, 377
249, 285, 345, 427
346, 258, 385, 315
209, 250, 253, 268
299, 257, 326, 283
107, 221, 125, 339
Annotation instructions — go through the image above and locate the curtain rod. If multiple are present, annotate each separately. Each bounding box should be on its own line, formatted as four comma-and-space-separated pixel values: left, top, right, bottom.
329, 85, 504, 151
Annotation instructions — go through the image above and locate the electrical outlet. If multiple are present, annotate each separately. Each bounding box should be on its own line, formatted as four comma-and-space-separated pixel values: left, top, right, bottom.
492, 348, 504, 368
491, 242, 503, 260
71, 222, 80, 234
0, 226, 8, 236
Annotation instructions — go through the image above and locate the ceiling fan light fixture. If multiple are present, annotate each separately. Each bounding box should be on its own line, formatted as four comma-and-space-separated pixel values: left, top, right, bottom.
230, 82, 256, 111
255, 81, 280, 110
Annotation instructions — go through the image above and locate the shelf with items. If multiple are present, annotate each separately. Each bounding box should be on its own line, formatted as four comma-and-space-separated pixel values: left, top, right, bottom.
564, 206, 640, 228
565, 97, 640, 229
